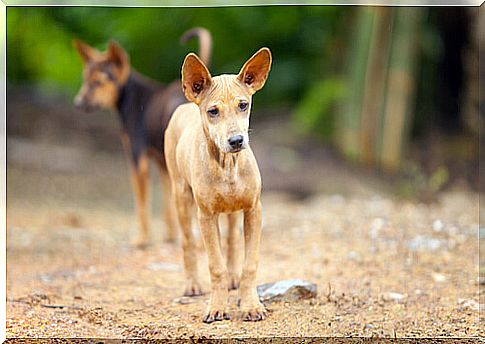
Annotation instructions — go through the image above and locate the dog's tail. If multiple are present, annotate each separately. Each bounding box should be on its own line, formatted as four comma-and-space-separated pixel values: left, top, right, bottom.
180, 27, 212, 66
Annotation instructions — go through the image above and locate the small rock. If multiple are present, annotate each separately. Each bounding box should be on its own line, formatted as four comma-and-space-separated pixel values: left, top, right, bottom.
146, 262, 180, 272
406, 235, 446, 252
347, 251, 361, 261
382, 292, 406, 303
457, 298, 479, 311
431, 272, 446, 283
432, 219, 444, 232
370, 218, 386, 240
257, 279, 317, 303
39, 274, 53, 284
172, 297, 196, 305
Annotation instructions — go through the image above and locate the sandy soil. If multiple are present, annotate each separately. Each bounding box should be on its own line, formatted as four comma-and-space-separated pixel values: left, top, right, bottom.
6, 95, 482, 339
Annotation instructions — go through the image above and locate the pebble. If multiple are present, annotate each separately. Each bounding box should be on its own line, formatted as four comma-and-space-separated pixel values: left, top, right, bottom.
457, 299, 479, 311
369, 218, 386, 240
433, 219, 444, 232
431, 272, 446, 283
257, 279, 317, 302
406, 235, 447, 252
382, 292, 406, 303
146, 262, 181, 272
172, 297, 196, 305
347, 251, 361, 261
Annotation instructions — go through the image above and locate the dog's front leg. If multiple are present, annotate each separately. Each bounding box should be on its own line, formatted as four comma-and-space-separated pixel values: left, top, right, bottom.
197, 209, 230, 323
239, 199, 266, 321
226, 212, 241, 290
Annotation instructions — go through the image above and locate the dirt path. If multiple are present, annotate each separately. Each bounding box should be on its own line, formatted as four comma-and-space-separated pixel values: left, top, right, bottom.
5, 95, 482, 338
6, 141, 482, 338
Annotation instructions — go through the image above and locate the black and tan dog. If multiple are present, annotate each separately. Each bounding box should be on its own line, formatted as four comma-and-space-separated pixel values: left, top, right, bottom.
73, 28, 212, 247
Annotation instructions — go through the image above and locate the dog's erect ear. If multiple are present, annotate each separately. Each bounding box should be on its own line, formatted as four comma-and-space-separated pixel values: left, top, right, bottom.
107, 40, 130, 81
73, 39, 98, 64
182, 53, 212, 104
237, 47, 272, 95
107, 40, 129, 69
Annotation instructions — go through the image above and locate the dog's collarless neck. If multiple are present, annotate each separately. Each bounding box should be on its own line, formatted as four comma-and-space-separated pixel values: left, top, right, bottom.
209, 140, 239, 171
218, 152, 238, 171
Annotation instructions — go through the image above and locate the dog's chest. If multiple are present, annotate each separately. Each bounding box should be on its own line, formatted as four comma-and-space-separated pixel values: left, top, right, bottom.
198, 157, 256, 213
209, 181, 253, 213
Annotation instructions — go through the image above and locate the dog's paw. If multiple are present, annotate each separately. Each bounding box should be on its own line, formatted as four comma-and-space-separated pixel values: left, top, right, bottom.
183, 282, 203, 297
163, 229, 178, 244
240, 302, 267, 321
132, 236, 149, 249
163, 236, 177, 244
202, 309, 231, 323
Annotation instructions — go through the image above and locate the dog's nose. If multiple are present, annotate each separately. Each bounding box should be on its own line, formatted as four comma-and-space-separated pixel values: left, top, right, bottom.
228, 135, 244, 150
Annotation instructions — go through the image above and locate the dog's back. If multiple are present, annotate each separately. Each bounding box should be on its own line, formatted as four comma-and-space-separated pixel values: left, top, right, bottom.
164, 103, 200, 177
132, 28, 213, 167
144, 80, 187, 164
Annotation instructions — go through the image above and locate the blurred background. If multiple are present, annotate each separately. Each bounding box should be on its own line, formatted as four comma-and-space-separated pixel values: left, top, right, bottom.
7, 6, 482, 200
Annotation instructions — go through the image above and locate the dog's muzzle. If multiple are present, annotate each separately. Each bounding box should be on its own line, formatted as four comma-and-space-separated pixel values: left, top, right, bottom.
74, 98, 95, 113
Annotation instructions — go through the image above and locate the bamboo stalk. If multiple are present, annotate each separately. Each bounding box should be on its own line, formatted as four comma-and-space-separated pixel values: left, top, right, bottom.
336, 8, 375, 161
379, 8, 423, 172
359, 7, 393, 167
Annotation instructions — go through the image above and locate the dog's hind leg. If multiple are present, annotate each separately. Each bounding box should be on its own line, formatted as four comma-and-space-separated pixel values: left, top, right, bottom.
226, 212, 241, 290
130, 153, 151, 249
159, 168, 178, 243
174, 183, 202, 296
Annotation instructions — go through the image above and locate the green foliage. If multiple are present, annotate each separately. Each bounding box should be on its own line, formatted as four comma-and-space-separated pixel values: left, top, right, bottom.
292, 77, 345, 138
6, 6, 447, 159
397, 161, 449, 200
6, 6, 344, 108
7, 8, 82, 90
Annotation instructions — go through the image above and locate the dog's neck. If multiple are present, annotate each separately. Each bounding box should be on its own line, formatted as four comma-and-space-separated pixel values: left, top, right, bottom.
116, 70, 161, 127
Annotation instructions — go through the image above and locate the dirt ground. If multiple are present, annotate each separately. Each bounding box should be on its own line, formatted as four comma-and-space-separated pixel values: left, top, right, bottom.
6, 93, 483, 339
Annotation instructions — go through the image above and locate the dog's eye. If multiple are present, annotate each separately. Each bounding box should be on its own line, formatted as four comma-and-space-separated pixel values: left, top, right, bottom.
238, 101, 249, 112
207, 107, 219, 118
92, 80, 102, 87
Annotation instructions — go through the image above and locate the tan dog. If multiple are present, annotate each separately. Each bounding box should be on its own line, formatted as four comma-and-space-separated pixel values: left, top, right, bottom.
164, 48, 272, 322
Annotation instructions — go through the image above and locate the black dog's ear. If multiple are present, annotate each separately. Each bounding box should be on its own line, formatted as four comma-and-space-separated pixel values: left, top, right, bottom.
107, 40, 130, 82
237, 47, 272, 95
73, 39, 98, 64
181, 53, 212, 104
107, 40, 129, 68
